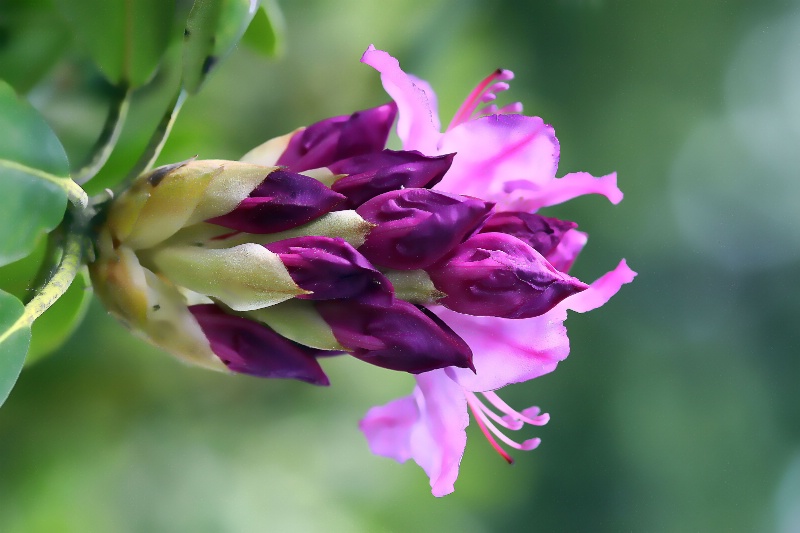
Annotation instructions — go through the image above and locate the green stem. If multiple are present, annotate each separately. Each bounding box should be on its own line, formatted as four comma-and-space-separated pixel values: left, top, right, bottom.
0, 214, 85, 344
74, 85, 133, 185
24, 223, 67, 306
120, 88, 187, 190
0, 159, 88, 209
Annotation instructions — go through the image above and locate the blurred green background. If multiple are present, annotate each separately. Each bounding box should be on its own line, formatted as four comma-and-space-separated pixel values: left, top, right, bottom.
2, 0, 799, 531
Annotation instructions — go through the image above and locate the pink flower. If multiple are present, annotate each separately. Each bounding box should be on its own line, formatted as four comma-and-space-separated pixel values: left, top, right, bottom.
358, 46, 636, 496
360, 45, 623, 212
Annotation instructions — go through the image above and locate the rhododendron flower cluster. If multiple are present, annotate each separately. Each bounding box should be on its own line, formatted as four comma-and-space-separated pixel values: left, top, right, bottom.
89, 46, 634, 497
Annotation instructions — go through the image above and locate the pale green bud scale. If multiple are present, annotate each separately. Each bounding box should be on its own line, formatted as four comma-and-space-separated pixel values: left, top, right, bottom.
247, 299, 345, 351
145, 243, 308, 312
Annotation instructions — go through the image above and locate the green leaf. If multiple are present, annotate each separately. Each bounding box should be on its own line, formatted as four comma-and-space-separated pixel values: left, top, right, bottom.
182, 0, 258, 93
241, 0, 285, 58
0, 237, 47, 301
0, 80, 70, 266
0, 289, 31, 408
27, 268, 92, 365
54, 0, 174, 87
0, 0, 73, 93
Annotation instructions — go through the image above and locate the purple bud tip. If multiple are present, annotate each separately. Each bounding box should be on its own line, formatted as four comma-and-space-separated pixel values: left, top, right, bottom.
356, 188, 494, 270
480, 212, 577, 256
329, 150, 455, 207
207, 170, 346, 234
265, 236, 392, 301
189, 304, 335, 385
276, 103, 398, 171
316, 298, 473, 374
427, 232, 589, 319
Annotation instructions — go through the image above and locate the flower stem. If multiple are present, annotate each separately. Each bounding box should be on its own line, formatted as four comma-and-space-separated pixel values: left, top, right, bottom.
74, 84, 132, 185
0, 212, 86, 344
23, 218, 85, 322
120, 88, 187, 189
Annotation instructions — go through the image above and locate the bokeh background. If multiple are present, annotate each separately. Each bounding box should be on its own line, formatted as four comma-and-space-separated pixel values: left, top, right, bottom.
2, 0, 799, 531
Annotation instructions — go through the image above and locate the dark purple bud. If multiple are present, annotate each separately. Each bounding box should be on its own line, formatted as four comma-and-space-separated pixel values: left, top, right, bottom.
276, 103, 397, 171
315, 297, 474, 374
208, 170, 346, 234
265, 236, 392, 301
426, 232, 589, 319
189, 304, 335, 385
356, 189, 494, 270
480, 211, 577, 256
328, 150, 455, 207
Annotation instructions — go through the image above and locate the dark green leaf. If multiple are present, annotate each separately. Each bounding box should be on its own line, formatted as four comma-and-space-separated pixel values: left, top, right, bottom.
183, 0, 258, 93
0, 0, 73, 93
27, 268, 92, 365
54, 0, 174, 87
0, 289, 31, 408
241, 0, 285, 58
0, 80, 70, 266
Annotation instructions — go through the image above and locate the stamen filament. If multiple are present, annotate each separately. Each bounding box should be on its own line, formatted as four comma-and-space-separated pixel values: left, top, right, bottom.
473, 395, 524, 430
448, 69, 513, 131
471, 399, 533, 451
483, 391, 549, 425
465, 392, 514, 464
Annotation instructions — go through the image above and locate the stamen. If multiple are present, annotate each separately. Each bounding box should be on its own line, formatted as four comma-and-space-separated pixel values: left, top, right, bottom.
476, 101, 524, 119
473, 396, 524, 430
448, 69, 516, 131
465, 392, 514, 464
486, 82, 510, 95
483, 391, 550, 426
465, 390, 548, 464
471, 398, 532, 451
497, 102, 523, 114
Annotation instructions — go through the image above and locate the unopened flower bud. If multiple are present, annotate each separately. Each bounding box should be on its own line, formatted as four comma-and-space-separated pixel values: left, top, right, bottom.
479, 211, 577, 257
264, 236, 392, 301
426, 232, 589, 319
207, 170, 347, 233
315, 296, 474, 373
356, 188, 493, 270
329, 150, 454, 207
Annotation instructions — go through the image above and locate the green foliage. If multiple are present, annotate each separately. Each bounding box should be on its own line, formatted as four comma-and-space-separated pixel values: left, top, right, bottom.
0, 0, 72, 93
0, 81, 70, 266
53, 0, 174, 87
241, 0, 285, 58
183, 0, 259, 93
0, 289, 30, 407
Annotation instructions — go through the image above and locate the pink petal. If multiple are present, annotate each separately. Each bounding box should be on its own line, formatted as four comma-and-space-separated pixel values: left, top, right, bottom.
360, 370, 469, 497
558, 259, 637, 314
410, 371, 469, 497
360, 45, 441, 153
360, 395, 418, 463
439, 307, 570, 393
436, 114, 560, 201
545, 229, 588, 273
408, 74, 440, 131
502, 171, 624, 211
